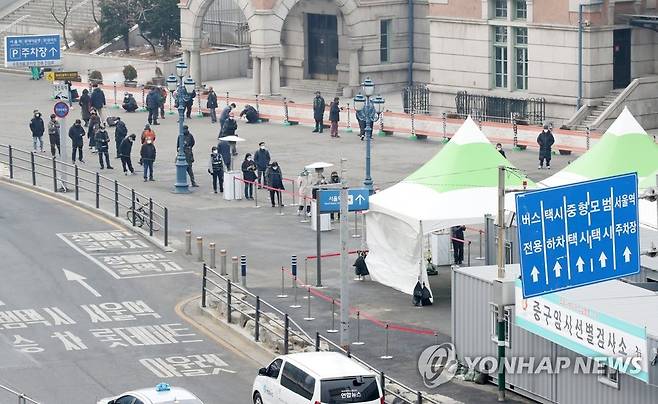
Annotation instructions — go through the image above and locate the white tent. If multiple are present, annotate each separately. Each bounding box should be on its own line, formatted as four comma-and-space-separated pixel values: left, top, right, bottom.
365, 117, 533, 297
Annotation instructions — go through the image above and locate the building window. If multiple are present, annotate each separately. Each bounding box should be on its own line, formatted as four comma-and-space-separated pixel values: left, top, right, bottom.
598, 364, 620, 389
380, 19, 392, 63
495, 0, 507, 18
515, 0, 527, 20
514, 27, 528, 90
490, 303, 511, 347
493, 26, 508, 88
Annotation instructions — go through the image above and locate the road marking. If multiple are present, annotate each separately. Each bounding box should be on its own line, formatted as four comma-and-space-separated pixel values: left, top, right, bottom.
63, 269, 102, 297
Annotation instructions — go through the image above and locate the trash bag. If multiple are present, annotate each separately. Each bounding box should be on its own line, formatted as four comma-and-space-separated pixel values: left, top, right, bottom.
412, 281, 423, 306
353, 254, 369, 276
421, 283, 433, 306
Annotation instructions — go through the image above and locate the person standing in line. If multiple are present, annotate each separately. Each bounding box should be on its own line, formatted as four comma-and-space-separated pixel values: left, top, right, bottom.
29, 109, 45, 152
184, 88, 196, 119
207, 87, 218, 123
177, 125, 198, 187
537, 124, 555, 170
220, 112, 239, 156
241, 153, 257, 200
90, 84, 106, 120
217, 140, 232, 172
159, 86, 167, 120
329, 97, 341, 138
95, 124, 113, 170
296, 169, 312, 216
207, 146, 225, 194
119, 134, 136, 175
265, 161, 284, 207
141, 124, 156, 144
329, 171, 341, 221
88, 110, 101, 153
114, 117, 127, 159
47, 114, 61, 157
79, 89, 92, 126
451, 225, 466, 266
140, 138, 156, 182
312, 91, 325, 133
219, 102, 236, 129
68, 119, 86, 163
496, 143, 506, 158
146, 87, 162, 125
253, 141, 270, 189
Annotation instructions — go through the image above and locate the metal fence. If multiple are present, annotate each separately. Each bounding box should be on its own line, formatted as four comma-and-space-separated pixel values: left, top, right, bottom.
402, 84, 430, 114
0, 145, 169, 246
202, 0, 251, 47
200, 263, 442, 404
455, 91, 546, 125
0, 384, 41, 404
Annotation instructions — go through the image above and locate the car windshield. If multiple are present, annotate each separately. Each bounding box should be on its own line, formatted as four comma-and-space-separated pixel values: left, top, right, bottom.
320, 376, 380, 403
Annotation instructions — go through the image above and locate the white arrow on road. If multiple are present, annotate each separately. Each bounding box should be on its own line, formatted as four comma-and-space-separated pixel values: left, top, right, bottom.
63, 269, 101, 297
530, 266, 540, 283
623, 247, 632, 263
576, 257, 585, 273
553, 261, 562, 278
599, 252, 607, 269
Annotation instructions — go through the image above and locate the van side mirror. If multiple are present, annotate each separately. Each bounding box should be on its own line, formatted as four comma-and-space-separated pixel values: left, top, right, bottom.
258, 367, 268, 376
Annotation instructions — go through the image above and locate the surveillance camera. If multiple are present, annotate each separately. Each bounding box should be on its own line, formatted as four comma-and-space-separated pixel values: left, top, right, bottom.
585, 20, 591, 27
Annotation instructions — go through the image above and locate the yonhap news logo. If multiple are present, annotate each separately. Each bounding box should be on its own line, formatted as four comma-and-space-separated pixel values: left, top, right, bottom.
417, 343, 459, 388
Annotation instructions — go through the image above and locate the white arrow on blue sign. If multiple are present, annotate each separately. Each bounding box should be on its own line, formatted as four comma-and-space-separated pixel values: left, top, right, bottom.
319, 188, 369, 213
516, 173, 641, 298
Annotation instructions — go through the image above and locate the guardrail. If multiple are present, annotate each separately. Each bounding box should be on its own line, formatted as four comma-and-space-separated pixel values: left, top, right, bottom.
0, 144, 169, 246
0, 383, 41, 404
200, 263, 442, 404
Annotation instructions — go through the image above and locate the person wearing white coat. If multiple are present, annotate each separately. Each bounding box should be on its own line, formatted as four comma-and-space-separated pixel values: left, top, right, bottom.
296, 169, 312, 216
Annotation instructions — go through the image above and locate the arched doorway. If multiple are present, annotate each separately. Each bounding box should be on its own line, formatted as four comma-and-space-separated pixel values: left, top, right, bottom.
201, 0, 250, 48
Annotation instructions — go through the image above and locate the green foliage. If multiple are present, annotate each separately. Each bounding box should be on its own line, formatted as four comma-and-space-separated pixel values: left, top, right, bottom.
89, 70, 103, 81
123, 65, 137, 81
138, 0, 181, 53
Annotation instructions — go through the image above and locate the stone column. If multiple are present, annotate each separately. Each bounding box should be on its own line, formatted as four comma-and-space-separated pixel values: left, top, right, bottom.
252, 57, 261, 95
271, 57, 281, 95
183, 50, 191, 68
349, 48, 360, 87
260, 56, 272, 96
191, 49, 202, 85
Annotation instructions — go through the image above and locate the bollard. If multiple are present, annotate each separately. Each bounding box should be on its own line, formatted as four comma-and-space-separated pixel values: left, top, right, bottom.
442, 112, 448, 142
586, 126, 591, 150
327, 299, 338, 333
467, 241, 472, 267
196, 236, 203, 262
185, 230, 192, 255
378, 111, 384, 135
255, 296, 261, 341
380, 372, 386, 401
240, 255, 247, 287
411, 109, 416, 138
304, 257, 309, 286
290, 255, 301, 307
352, 211, 361, 238
231, 256, 239, 283
476, 230, 485, 260
346, 102, 352, 132
380, 323, 393, 359
434, 331, 440, 345
254, 181, 260, 208
255, 95, 259, 115
8, 145, 13, 179
352, 311, 364, 345
209, 243, 216, 269
304, 288, 315, 321
74, 165, 79, 200
283, 97, 290, 125
277, 267, 288, 298
512, 113, 519, 148
52, 156, 57, 192
417, 391, 423, 404
201, 264, 207, 308
284, 314, 290, 354
220, 249, 227, 275
168, 91, 174, 115
315, 331, 321, 352
226, 279, 232, 323
225, 91, 229, 106
113, 81, 118, 107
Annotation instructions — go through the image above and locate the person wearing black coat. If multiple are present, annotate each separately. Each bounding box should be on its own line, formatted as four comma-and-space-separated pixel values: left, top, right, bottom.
537, 124, 555, 169
122, 93, 138, 112
95, 125, 113, 170
114, 118, 128, 159
496, 143, 506, 158
140, 139, 156, 181
207, 87, 218, 123
207, 146, 224, 193
145, 87, 161, 125
217, 140, 232, 171
451, 225, 466, 265
312, 91, 325, 133
119, 134, 136, 175
353, 250, 370, 280
219, 103, 235, 129
265, 161, 285, 207
177, 126, 198, 186
79, 89, 92, 126
68, 119, 86, 163
220, 113, 237, 137
29, 110, 45, 152
47, 114, 61, 157
329, 97, 341, 138
240, 104, 259, 123
88, 111, 101, 152
253, 142, 270, 188
90, 84, 106, 120
185, 89, 196, 119
241, 153, 257, 199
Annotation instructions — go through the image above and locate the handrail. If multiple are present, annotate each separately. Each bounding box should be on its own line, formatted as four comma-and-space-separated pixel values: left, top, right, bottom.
0, 383, 41, 404
590, 78, 643, 129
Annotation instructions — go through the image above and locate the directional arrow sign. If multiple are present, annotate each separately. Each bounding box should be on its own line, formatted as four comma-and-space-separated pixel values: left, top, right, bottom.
63, 269, 101, 297
516, 173, 640, 298
319, 188, 369, 213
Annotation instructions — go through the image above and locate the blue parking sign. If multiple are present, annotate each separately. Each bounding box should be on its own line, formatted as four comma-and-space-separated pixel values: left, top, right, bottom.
516, 173, 640, 298
4, 34, 61, 68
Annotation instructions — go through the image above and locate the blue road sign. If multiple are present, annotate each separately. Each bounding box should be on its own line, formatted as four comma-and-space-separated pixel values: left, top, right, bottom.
516, 173, 640, 298
319, 188, 370, 213
53, 102, 69, 118
4, 34, 61, 68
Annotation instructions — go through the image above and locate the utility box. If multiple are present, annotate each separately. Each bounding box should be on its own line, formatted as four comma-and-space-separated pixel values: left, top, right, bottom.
430, 229, 452, 266
223, 171, 244, 200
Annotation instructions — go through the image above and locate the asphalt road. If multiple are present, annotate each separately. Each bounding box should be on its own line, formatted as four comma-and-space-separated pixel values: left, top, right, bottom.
0, 182, 258, 403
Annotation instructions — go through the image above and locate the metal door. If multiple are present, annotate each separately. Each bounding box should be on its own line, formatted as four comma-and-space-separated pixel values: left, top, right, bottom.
307, 14, 338, 80
613, 29, 631, 89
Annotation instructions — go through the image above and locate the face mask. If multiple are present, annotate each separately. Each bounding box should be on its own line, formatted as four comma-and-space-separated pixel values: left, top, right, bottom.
247, 157, 252, 161
212, 150, 218, 154
496, 146, 501, 151
260, 146, 265, 150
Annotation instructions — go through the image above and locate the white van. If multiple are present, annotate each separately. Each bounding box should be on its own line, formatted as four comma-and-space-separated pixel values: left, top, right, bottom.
252, 351, 384, 404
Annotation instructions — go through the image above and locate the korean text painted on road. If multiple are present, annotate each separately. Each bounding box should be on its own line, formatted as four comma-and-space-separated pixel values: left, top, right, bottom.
516, 173, 640, 298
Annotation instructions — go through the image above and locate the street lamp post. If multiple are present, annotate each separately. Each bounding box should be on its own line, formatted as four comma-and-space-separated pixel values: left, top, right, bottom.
167, 62, 196, 194
353, 77, 385, 194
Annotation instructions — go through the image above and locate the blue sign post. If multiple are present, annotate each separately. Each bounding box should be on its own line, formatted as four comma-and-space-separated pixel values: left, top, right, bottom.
4, 34, 61, 68
319, 188, 369, 213
516, 173, 640, 298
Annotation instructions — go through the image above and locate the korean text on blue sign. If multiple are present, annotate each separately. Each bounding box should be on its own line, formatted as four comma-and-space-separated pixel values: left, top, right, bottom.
318, 188, 369, 213
4, 34, 61, 68
516, 173, 640, 298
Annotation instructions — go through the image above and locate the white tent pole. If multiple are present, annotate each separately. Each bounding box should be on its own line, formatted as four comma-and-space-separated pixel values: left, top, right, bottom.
419, 220, 424, 281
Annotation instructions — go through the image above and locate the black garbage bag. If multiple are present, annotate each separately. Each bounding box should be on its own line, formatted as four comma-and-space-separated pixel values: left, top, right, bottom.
421, 283, 433, 306
412, 281, 423, 306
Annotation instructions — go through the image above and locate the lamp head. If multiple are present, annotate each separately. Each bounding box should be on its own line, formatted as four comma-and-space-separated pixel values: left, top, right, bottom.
362, 77, 375, 97
372, 95, 385, 114
353, 93, 366, 112
166, 75, 177, 92
175, 61, 188, 78
183, 76, 196, 93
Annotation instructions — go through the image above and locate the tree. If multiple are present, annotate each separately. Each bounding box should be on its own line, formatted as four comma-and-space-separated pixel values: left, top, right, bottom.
98, 0, 151, 52
51, 0, 72, 49
138, 0, 181, 55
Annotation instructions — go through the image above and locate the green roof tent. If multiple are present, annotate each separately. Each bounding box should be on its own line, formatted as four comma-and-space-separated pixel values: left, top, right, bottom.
366, 117, 534, 297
